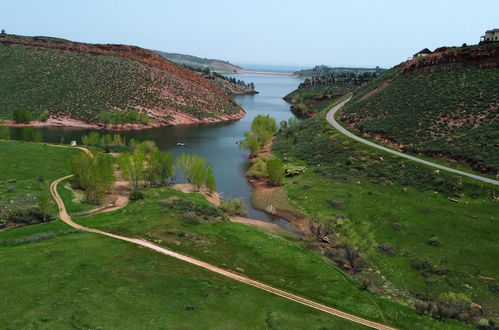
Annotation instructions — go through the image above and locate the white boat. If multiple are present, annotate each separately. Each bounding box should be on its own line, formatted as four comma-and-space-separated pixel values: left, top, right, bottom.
176, 142, 186, 146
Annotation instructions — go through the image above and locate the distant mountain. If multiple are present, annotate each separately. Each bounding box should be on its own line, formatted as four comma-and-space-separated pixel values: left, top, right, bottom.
0, 34, 244, 128
294, 65, 386, 77
156, 51, 243, 73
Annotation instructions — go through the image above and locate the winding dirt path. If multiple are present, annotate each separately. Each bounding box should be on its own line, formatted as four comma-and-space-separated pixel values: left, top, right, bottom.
49, 173, 395, 330
326, 97, 499, 186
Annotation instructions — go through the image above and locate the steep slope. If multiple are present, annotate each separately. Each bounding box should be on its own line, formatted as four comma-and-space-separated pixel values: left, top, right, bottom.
0, 34, 244, 128
156, 50, 243, 73
339, 43, 499, 173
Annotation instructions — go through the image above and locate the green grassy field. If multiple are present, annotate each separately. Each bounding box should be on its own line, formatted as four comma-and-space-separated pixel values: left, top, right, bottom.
339, 66, 499, 172
1, 229, 367, 329
272, 102, 498, 325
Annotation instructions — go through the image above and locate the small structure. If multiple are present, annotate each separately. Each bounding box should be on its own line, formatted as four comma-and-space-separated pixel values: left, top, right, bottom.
413, 48, 432, 59
70, 140, 77, 146
480, 29, 499, 43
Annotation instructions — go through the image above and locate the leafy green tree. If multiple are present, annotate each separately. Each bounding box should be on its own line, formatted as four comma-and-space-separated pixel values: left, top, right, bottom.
338, 221, 376, 273
220, 198, 247, 216
175, 153, 215, 191
20, 127, 42, 142
146, 151, 174, 186
239, 131, 260, 156
71, 153, 115, 203
266, 158, 285, 186
175, 153, 195, 183
38, 110, 50, 122
206, 174, 216, 194
251, 114, 277, 145
118, 151, 146, 189
12, 109, 32, 123
0, 125, 10, 140
81, 131, 100, 146
37, 195, 51, 222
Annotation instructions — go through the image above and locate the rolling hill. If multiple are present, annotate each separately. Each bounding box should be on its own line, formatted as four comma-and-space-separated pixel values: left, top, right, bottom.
0, 34, 244, 128
156, 50, 243, 73
339, 43, 499, 173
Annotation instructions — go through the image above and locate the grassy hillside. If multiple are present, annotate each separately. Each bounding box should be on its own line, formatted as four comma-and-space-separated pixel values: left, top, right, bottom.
294, 65, 385, 77
339, 45, 499, 173
273, 100, 498, 326
0, 34, 242, 126
156, 50, 243, 73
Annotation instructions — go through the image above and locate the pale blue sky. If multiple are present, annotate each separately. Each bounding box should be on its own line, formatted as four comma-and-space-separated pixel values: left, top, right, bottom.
1, 0, 498, 68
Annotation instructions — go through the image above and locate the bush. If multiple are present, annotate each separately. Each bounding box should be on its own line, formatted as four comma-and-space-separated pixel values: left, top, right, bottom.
5, 207, 52, 225
247, 159, 268, 178
12, 109, 32, 123
266, 158, 285, 186
38, 110, 50, 122
378, 243, 396, 256
326, 199, 344, 210
428, 236, 440, 246
129, 190, 144, 201
220, 198, 247, 216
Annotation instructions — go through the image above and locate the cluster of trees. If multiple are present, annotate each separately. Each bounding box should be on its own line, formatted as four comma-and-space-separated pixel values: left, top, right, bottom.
181, 64, 255, 90
81, 131, 130, 152
175, 153, 216, 193
71, 152, 115, 203
117, 140, 216, 193
12, 109, 32, 123
298, 76, 374, 89
98, 109, 150, 125
240, 115, 278, 156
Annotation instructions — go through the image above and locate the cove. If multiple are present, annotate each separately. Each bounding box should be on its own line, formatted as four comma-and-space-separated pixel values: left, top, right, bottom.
10, 73, 302, 230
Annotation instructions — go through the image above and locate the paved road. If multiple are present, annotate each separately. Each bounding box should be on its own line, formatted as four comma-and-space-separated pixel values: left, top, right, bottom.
326, 97, 499, 186
50, 172, 395, 330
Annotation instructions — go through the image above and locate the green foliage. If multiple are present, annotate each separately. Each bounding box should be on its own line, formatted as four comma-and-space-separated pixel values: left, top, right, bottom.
220, 198, 247, 216
240, 132, 260, 156
37, 110, 49, 122
0, 125, 10, 139
99, 109, 150, 125
20, 127, 42, 142
338, 221, 376, 273
119, 151, 146, 190
12, 109, 32, 123
71, 152, 115, 203
129, 189, 144, 201
146, 151, 174, 186
247, 158, 268, 178
81, 132, 130, 152
175, 153, 215, 191
266, 158, 285, 186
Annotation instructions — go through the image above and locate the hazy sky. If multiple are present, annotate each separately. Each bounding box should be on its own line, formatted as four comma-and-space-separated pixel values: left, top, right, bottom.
1, 0, 498, 69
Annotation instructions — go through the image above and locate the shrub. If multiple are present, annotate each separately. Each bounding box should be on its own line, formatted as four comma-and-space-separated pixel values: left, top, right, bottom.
38, 110, 50, 122
326, 199, 344, 210
428, 236, 440, 246
129, 190, 144, 201
266, 158, 285, 186
247, 159, 268, 178
378, 243, 396, 256
0, 125, 10, 139
220, 198, 247, 216
12, 109, 32, 123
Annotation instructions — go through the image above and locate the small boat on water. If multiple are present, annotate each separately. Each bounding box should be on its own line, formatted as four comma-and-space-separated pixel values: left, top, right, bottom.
235, 140, 241, 144
176, 142, 187, 147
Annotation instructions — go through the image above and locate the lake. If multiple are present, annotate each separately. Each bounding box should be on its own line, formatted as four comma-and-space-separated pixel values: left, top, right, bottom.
11, 73, 302, 229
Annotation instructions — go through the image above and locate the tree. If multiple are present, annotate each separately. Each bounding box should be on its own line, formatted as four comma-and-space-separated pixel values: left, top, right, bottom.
146, 150, 174, 186
175, 153, 195, 183
37, 195, 50, 222
118, 151, 146, 189
0, 125, 10, 140
206, 174, 216, 194
251, 115, 277, 145
20, 127, 42, 142
175, 153, 215, 191
220, 198, 247, 216
338, 221, 376, 273
1, 29, 5, 35
266, 158, 285, 186
12, 109, 32, 123
71, 153, 115, 203
239, 131, 260, 156
249, 82, 255, 90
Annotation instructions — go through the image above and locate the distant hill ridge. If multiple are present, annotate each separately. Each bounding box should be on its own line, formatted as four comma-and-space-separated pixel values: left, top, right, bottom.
294, 65, 386, 77
156, 50, 243, 73
0, 34, 244, 128
339, 43, 499, 173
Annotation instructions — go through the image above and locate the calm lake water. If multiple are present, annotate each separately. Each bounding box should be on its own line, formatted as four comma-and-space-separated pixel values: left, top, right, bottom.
11, 73, 302, 229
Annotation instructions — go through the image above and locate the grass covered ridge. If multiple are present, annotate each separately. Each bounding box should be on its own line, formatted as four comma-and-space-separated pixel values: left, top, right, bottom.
339, 65, 499, 172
